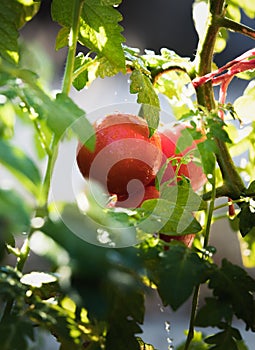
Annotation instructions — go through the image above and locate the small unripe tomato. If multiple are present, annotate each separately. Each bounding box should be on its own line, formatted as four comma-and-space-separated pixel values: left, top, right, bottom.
76, 114, 162, 195
159, 123, 206, 191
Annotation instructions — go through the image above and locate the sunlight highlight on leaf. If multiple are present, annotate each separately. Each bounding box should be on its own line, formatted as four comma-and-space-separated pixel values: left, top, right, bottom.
21, 272, 57, 288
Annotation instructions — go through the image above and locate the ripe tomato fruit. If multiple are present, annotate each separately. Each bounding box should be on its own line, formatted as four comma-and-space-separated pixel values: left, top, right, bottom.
116, 184, 194, 248
76, 114, 162, 195
159, 123, 206, 191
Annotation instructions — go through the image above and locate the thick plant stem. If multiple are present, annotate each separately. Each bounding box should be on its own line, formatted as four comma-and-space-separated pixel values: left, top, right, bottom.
214, 138, 245, 198
195, 0, 245, 199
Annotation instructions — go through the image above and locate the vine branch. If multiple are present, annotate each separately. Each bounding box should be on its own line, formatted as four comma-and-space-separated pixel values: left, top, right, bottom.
216, 16, 255, 39
194, 1, 245, 201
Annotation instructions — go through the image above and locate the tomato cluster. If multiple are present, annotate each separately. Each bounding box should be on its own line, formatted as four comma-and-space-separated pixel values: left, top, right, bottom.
76, 113, 206, 246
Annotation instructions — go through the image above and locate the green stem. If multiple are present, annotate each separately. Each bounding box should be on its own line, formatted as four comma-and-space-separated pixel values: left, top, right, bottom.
1, 0, 84, 323
184, 285, 200, 350
203, 170, 216, 249
72, 58, 93, 81
184, 169, 216, 350
183, 2, 225, 348
38, 135, 59, 208
62, 0, 84, 95
213, 198, 244, 211
39, 0, 84, 206
33, 119, 52, 157
16, 238, 30, 272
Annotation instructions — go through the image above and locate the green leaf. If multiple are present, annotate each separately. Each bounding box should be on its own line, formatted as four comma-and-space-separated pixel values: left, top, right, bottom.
106, 282, 145, 325
176, 331, 209, 349
72, 53, 91, 91
207, 118, 232, 144
175, 126, 198, 154
51, 200, 138, 249
106, 318, 141, 350
55, 26, 69, 50
0, 139, 41, 195
197, 139, 216, 181
0, 102, 15, 139
0, 66, 94, 149
130, 69, 160, 135
145, 246, 210, 310
239, 226, 255, 268
139, 198, 202, 236
156, 72, 193, 119
236, 339, 250, 350
237, 202, 255, 237
0, 266, 102, 349
0, 265, 25, 299
105, 284, 144, 350
208, 259, 255, 331
234, 80, 255, 123
137, 338, 157, 350
80, 0, 125, 70
21, 271, 59, 300
229, 0, 255, 18
0, 0, 40, 63
245, 180, 255, 196
0, 316, 35, 350
135, 48, 193, 120
51, 0, 72, 26
52, 0, 126, 73
72, 52, 124, 90
143, 47, 192, 74
160, 182, 206, 212
47, 93, 95, 150
204, 325, 242, 350
195, 297, 233, 327
0, 188, 31, 235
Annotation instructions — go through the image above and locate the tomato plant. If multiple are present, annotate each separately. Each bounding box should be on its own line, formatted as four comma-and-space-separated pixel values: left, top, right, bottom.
1, 1, 255, 349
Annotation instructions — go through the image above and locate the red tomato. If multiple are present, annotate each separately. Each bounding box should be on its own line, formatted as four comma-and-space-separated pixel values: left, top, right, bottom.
76, 114, 162, 195
159, 123, 207, 191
